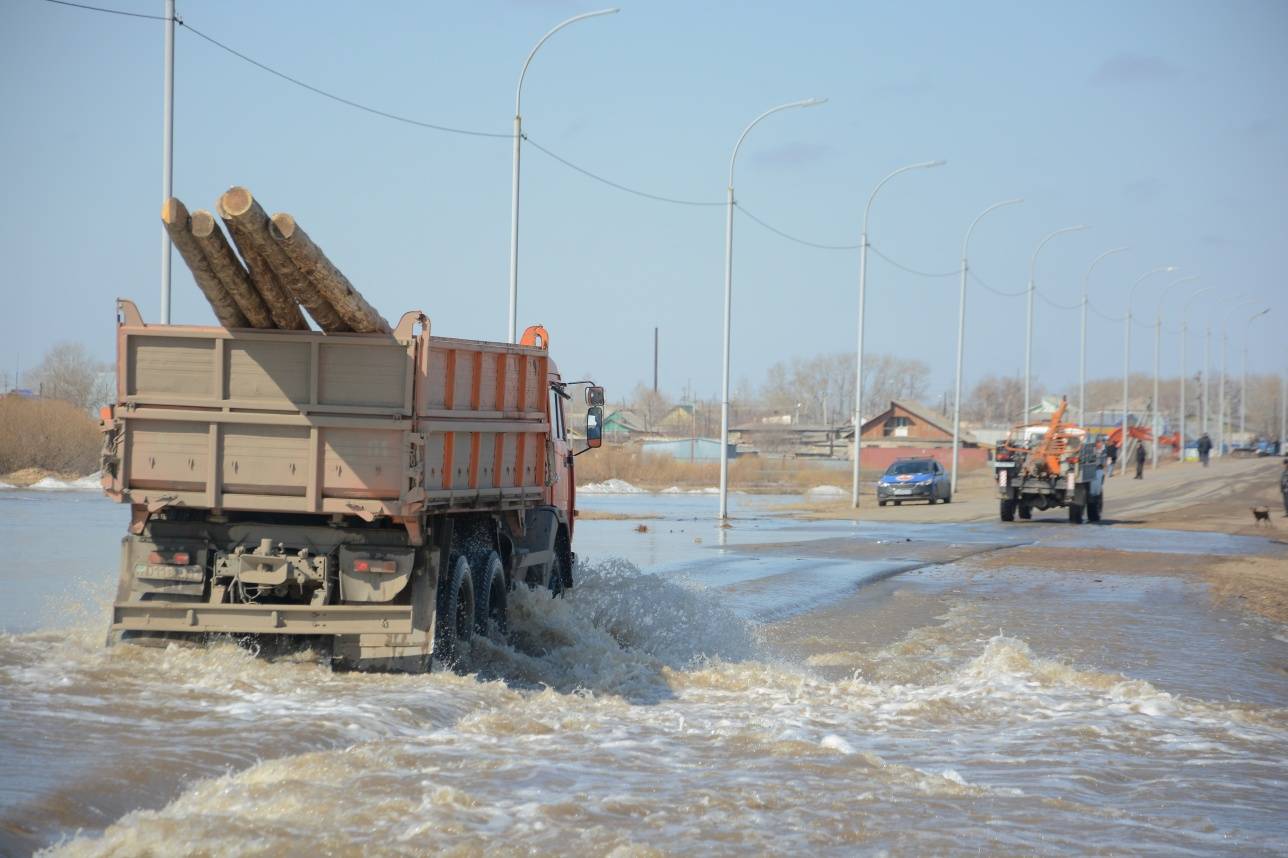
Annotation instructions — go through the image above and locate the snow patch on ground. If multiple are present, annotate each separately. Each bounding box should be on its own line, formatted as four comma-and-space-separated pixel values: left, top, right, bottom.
577, 479, 645, 494
662, 486, 719, 494
26, 472, 102, 491
805, 484, 847, 498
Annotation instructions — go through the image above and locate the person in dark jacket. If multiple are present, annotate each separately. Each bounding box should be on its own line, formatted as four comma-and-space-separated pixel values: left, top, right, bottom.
1134, 441, 1146, 479
1105, 440, 1119, 476
1197, 433, 1213, 467
1281, 459, 1288, 516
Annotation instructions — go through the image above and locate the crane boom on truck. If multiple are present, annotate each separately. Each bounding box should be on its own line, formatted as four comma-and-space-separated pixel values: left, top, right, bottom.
99, 299, 603, 671
992, 397, 1105, 524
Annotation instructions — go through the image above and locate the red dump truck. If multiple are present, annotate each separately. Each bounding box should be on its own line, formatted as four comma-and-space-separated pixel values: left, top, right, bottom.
100, 299, 603, 671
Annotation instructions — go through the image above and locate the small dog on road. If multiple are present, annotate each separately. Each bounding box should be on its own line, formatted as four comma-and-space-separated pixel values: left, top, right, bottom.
1251, 506, 1271, 526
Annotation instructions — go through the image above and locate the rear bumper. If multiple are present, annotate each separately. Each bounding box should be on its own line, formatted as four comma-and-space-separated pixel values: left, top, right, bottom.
111, 601, 414, 636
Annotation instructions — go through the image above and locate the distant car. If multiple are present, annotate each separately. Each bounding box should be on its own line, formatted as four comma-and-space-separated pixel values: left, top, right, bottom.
876, 458, 951, 506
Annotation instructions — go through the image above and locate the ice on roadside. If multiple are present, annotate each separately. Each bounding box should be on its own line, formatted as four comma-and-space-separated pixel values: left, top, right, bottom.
577, 479, 645, 494
805, 485, 847, 499
26, 472, 102, 491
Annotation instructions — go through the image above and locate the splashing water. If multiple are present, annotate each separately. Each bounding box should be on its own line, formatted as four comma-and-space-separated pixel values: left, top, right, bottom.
0, 553, 1282, 856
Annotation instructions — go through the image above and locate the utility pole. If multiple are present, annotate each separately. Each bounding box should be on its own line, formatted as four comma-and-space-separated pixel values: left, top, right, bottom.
160, 0, 175, 323
653, 327, 658, 393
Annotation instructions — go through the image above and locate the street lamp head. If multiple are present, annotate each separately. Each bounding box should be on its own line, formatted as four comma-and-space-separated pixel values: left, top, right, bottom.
729, 97, 830, 185
516, 8, 621, 114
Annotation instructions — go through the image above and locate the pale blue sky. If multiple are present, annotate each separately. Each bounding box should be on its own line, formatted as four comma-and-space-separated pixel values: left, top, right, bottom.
2, 0, 1284, 402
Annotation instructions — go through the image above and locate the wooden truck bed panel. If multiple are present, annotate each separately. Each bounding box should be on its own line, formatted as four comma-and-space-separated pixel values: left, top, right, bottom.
105, 301, 552, 521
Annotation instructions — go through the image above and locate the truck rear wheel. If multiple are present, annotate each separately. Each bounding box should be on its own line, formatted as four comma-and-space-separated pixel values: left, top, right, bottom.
1068, 503, 1084, 524
436, 555, 475, 668
472, 550, 508, 637
1019, 504, 1032, 520
1000, 499, 1016, 522
547, 550, 566, 598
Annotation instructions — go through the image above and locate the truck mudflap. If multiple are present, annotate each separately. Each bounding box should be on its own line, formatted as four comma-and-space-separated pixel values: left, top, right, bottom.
110, 601, 415, 636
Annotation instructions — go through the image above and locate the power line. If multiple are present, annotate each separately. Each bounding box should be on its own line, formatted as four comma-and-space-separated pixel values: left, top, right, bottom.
41, 0, 168, 21
868, 243, 957, 277
1035, 289, 1081, 311
179, 24, 513, 139
1087, 301, 1124, 322
735, 204, 860, 250
968, 270, 1027, 297
523, 135, 723, 207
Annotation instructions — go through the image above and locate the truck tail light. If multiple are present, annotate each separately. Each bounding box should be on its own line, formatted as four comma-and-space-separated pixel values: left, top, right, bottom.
147, 551, 190, 565
353, 559, 397, 574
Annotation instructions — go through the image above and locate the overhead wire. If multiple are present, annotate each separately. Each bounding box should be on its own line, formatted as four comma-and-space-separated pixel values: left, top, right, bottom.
968, 270, 1027, 298
867, 244, 957, 277
523, 135, 723, 207
41, 0, 167, 20
734, 205, 860, 250
1036, 290, 1081, 311
179, 23, 514, 139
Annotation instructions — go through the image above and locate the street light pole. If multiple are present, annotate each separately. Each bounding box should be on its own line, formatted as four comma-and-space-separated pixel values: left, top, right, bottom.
951, 197, 1022, 495
1026, 225, 1088, 422
1122, 266, 1176, 474
851, 159, 947, 508
1153, 275, 1198, 468
1242, 308, 1271, 436
1216, 297, 1256, 456
1180, 286, 1217, 465
160, 0, 175, 324
1203, 324, 1211, 436
719, 98, 826, 521
1081, 247, 1129, 421
508, 8, 618, 344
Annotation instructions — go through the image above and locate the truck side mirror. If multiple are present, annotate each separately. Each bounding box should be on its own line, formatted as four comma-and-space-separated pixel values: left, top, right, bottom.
586, 386, 605, 407
585, 405, 603, 449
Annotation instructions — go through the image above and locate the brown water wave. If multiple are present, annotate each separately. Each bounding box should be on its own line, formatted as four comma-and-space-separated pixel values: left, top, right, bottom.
1, 561, 1285, 856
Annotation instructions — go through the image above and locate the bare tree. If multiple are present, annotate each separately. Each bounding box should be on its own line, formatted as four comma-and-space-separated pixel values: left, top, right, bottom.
761, 352, 926, 426
630, 383, 672, 433
28, 343, 112, 412
964, 374, 1033, 426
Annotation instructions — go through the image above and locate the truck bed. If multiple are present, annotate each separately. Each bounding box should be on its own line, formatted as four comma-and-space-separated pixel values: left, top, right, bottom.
102, 300, 551, 533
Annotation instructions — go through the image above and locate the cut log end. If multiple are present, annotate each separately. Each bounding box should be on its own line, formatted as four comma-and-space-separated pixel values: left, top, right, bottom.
190, 209, 218, 239
160, 197, 187, 225
270, 212, 297, 241
219, 185, 255, 219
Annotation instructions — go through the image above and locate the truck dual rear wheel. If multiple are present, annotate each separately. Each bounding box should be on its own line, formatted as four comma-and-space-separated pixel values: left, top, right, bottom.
436, 555, 475, 668
1019, 504, 1032, 520
472, 551, 508, 637
1000, 499, 1016, 522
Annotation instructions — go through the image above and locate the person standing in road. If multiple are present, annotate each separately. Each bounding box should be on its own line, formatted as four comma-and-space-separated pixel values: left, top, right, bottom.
1197, 433, 1213, 467
1106, 439, 1119, 477
1134, 441, 1146, 479
1281, 459, 1288, 516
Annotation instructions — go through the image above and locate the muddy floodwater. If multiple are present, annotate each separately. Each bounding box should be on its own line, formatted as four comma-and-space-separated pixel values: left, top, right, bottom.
1, 489, 1286, 855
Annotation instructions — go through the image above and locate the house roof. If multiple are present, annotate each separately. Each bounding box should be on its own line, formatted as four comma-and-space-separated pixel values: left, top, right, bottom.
856, 400, 978, 444
603, 409, 645, 433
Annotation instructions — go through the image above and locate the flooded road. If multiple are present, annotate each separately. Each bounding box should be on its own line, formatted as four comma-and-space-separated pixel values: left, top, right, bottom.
1, 489, 1286, 855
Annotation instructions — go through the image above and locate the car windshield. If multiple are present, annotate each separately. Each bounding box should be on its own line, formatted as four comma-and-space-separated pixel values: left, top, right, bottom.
887, 461, 932, 475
